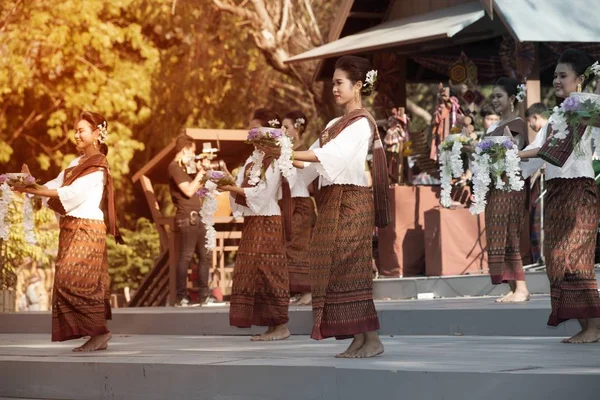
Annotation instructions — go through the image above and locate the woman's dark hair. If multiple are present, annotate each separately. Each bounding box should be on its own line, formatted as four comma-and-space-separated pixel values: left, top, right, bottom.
334, 55, 375, 96
494, 77, 521, 106
252, 108, 281, 128
480, 104, 499, 118
284, 110, 308, 137
558, 48, 597, 89
79, 111, 108, 156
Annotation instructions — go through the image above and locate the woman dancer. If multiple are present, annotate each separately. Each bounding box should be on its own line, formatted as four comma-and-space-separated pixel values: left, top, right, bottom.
519, 49, 600, 343
482, 78, 531, 303
261, 56, 390, 358
219, 108, 291, 341
281, 111, 315, 305
14, 111, 120, 352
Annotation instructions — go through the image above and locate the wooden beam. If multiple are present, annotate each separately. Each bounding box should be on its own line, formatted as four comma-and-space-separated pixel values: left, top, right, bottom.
328, 0, 354, 43
139, 175, 169, 251
480, 0, 494, 20
132, 140, 175, 183
348, 12, 385, 19
131, 129, 248, 183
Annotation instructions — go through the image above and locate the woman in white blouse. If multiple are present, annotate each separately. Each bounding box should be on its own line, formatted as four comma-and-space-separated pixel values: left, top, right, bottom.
219, 109, 291, 342
261, 56, 389, 358
15, 111, 119, 352
519, 49, 600, 343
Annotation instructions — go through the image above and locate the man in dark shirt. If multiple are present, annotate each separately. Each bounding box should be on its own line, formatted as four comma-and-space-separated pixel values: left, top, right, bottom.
168, 133, 212, 307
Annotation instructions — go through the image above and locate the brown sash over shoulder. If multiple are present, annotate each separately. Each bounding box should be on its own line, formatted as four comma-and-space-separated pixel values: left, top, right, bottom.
319, 108, 391, 228
48, 154, 123, 244
484, 118, 529, 150
538, 123, 588, 167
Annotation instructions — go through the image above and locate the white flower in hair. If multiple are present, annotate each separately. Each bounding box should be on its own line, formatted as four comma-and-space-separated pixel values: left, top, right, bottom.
294, 117, 305, 129
268, 119, 280, 128
515, 84, 527, 103
97, 120, 108, 143
364, 70, 378, 89
587, 61, 600, 77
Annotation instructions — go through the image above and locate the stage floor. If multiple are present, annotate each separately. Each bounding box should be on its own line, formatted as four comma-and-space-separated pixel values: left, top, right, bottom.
1, 333, 600, 400
0, 296, 588, 337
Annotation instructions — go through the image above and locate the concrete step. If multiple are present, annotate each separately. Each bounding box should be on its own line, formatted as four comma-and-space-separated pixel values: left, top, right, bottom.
1, 334, 599, 400
0, 296, 585, 338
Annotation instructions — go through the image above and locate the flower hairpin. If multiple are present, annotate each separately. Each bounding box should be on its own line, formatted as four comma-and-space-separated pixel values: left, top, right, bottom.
268, 119, 280, 128
584, 61, 600, 79
515, 84, 527, 103
294, 117, 305, 129
97, 121, 108, 143
363, 70, 378, 90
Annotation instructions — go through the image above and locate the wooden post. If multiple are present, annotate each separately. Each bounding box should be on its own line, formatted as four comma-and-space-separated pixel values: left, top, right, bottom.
396, 56, 407, 107
526, 43, 541, 144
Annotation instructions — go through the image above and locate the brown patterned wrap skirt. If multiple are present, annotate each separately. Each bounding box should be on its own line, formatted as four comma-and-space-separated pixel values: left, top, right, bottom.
287, 197, 316, 294
52, 217, 111, 342
229, 216, 290, 328
545, 177, 600, 326
485, 188, 527, 284
310, 185, 380, 340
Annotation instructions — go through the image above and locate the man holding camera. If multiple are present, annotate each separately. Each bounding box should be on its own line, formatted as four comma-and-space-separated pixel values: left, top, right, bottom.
168, 133, 212, 307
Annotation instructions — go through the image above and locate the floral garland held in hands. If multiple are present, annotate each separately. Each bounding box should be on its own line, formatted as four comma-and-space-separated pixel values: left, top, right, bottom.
195, 170, 236, 251
0, 178, 13, 241
438, 134, 473, 208
246, 127, 294, 181
0, 174, 37, 243
469, 138, 524, 215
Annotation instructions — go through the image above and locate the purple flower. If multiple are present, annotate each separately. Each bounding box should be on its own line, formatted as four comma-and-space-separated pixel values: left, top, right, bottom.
247, 128, 262, 141
196, 187, 209, 198
0, 175, 6, 184
503, 140, 514, 150
477, 140, 493, 152
208, 170, 225, 180
270, 129, 283, 139
561, 96, 580, 112
26, 175, 35, 184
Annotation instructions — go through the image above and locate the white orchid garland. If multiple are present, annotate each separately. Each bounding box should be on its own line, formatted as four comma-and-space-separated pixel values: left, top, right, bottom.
248, 149, 265, 186
276, 135, 294, 179
469, 138, 524, 215
0, 182, 13, 241
199, 180, 218, 251
246, 127, 294, 183
438, 135, 472, 208
22, 196, 36, 245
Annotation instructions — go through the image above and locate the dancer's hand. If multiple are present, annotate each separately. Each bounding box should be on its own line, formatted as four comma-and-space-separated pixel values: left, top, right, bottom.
256, 143, 281, 158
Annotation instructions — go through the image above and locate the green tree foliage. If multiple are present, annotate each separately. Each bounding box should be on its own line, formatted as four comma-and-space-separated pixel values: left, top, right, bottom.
0, 0, 156, 184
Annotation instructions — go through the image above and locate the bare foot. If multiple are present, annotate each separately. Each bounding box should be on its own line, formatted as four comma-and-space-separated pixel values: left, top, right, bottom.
347, 339, 385, 359
504, 290, 530, 303
73, 333, 112, 352
296, 293, 312, 306
251, 327, 274, 341
495, 291, 514, 303
562, 328, 600, 344
335, 334, 365, 359
252, 325, 290, 341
